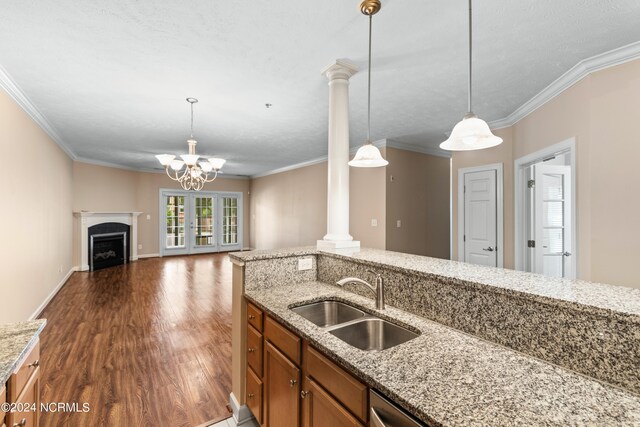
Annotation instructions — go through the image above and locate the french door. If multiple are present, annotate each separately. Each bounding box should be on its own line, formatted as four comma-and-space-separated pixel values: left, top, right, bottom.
160, 190, 242, 256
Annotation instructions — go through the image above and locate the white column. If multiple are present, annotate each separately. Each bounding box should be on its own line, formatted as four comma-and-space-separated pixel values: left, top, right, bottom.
317, 60, 360, 250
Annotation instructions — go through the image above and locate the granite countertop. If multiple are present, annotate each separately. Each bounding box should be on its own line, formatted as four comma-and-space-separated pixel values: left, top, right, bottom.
245, 281, 640, 427
0, 320, 46, 385
231, 247, 640, 317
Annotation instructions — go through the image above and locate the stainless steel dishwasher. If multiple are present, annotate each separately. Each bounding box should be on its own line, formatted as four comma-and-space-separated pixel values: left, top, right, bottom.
370, 390, 426, 426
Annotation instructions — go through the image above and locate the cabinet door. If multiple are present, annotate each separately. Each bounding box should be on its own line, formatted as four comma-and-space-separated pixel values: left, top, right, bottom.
301, 377, 364, 427
264, 342, 300, 427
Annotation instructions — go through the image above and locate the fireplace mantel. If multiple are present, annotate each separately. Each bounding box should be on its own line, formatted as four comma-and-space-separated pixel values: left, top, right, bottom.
74, 211, 143, 271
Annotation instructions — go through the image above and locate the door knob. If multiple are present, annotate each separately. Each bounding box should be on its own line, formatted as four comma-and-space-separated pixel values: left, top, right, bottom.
482, 247, 495, 252
289, 379, 297, 387
300, 390, 309, 399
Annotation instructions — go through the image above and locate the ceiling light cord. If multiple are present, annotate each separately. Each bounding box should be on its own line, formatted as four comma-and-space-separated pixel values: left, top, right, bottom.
468, 0, 473, 114
367, 13, 373, 144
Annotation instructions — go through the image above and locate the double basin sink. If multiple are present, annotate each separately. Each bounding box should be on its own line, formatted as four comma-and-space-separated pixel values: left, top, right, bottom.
290, 300, 419, 351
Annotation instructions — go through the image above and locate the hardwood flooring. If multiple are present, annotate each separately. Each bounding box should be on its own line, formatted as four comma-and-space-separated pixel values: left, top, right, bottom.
37, 254, 233, 427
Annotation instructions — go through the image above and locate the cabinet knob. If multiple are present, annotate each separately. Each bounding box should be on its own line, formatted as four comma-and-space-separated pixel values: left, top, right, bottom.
248, 315, 256, 320
247, 348, 255, 353
247, 393, 255, 399
300, 390, 309, 399
28, 359, 40, 368
14, 418, 27, 427
289, 379, 297, 387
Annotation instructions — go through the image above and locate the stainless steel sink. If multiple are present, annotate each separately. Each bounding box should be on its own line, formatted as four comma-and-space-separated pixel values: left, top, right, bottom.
329, 318, 419, 351
291, 300, 366, 327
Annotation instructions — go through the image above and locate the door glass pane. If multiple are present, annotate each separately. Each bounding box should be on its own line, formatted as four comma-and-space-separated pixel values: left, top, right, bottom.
542, 173, 564, 200
543, 201, 564, 227
542, 228, 564, 254
222, 197, 238, 245
194, 196, 214, 246
165, 195, 186, 248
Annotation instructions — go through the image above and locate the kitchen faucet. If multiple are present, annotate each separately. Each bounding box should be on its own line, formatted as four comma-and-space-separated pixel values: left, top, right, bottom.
336, 270, 385, 310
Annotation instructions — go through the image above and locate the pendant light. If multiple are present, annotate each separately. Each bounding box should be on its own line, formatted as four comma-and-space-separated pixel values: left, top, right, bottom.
349, 0, 389, 167
155, 98, 226, 191
440, 0, 502, 151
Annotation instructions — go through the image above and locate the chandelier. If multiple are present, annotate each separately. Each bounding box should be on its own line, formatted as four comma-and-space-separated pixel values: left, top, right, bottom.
155, 98, 226, 191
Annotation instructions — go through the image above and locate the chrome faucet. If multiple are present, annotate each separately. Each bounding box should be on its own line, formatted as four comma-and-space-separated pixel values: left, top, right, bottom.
336, 270, 385, 310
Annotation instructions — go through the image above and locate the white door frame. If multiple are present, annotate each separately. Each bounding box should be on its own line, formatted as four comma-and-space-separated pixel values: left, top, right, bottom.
457, 163, 504, 268
159, 188, 244, 256
514, 137, 576, 277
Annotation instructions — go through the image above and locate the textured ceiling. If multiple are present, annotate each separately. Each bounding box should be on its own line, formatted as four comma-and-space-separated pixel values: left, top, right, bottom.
1, 1, 640, 176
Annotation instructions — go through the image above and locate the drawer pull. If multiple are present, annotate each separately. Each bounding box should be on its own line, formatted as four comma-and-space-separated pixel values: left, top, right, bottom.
289, 379, 297, 387
14, 418, 27, 427
248, 315, 256, 320
300, 390, 309, 399
28, 359, 40, 368
247, 348, 255, 353
247, 393, 255, 399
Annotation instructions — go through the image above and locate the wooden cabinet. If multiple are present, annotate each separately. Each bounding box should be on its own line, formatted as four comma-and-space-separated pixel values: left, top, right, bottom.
244, 297, 369, 427
303, 345, 368, 422
301, 377, 364, 427
1, 385, 6, 427
264, 342, 300, 427
6, 339, 41, 427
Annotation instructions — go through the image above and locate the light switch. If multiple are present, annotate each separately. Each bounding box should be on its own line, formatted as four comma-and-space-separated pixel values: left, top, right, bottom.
397, 220, 402, 228
138, 244, 143, 250
371, 219, 378, 227
146, 214, 151, 220
298, 258, 313, 271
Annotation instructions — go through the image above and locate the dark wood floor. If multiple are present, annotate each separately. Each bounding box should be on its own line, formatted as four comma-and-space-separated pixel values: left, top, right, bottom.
37, 254, 232, 427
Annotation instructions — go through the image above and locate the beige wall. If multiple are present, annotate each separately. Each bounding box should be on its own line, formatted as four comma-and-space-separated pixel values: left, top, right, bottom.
249, 147, 452, 254
72, 162, 251, 260
385, 147, 450, 258
0, 89, 74, 323
249, 152, 389, 251
452, 59, 640, 288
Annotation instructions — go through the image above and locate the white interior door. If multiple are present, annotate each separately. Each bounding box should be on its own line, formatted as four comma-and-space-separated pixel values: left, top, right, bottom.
534, 164, 572, 278
464, 170, 498, 267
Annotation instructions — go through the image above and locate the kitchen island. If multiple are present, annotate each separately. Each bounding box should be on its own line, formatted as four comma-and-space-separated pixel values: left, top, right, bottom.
229, 247, 640, 426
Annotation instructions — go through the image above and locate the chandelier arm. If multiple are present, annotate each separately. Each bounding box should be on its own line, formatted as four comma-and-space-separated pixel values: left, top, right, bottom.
165, 166, 181, 182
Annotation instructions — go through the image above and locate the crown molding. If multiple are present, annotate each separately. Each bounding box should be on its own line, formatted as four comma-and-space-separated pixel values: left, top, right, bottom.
0, 64, 77, 160
489, 40, 640, 130
74, 157, 250, 180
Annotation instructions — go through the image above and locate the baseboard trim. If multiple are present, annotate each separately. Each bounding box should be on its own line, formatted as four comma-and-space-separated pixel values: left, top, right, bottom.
229, 393, 258, 427
137, 253, 160, 259
29, 267, 76, 320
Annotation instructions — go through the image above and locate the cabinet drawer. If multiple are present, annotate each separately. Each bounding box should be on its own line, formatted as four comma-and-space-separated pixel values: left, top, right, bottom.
304, 345, 368, 422
247, 324, 263, 377
8, 340, 40, 402
264, 317, 301, 366
246, 366, 263, 425
6, 366, 39, 427
247, 302, 263, 332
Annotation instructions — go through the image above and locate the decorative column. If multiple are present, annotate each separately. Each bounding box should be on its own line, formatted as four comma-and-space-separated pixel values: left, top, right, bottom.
317, 59, 361, 250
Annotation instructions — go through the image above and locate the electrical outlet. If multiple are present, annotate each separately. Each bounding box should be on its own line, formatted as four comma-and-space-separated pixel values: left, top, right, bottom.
138, 244, 143, 250
371, 219, 378, 227
397, 220, 402, 228
146, 214, 151, 220
298, 258, 313, 271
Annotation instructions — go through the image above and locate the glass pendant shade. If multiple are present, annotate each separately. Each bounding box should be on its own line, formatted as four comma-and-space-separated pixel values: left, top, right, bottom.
155, 154, 175, 166
208, 158, 226, 170
180, 154, 200, 166
348, 143, 389, 167
170, 159, 185, 171
200, 162, 213, 173
440, 114, 503, 151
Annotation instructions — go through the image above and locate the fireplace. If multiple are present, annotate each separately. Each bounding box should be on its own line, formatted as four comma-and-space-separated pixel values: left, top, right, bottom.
88, 222, 130, 271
